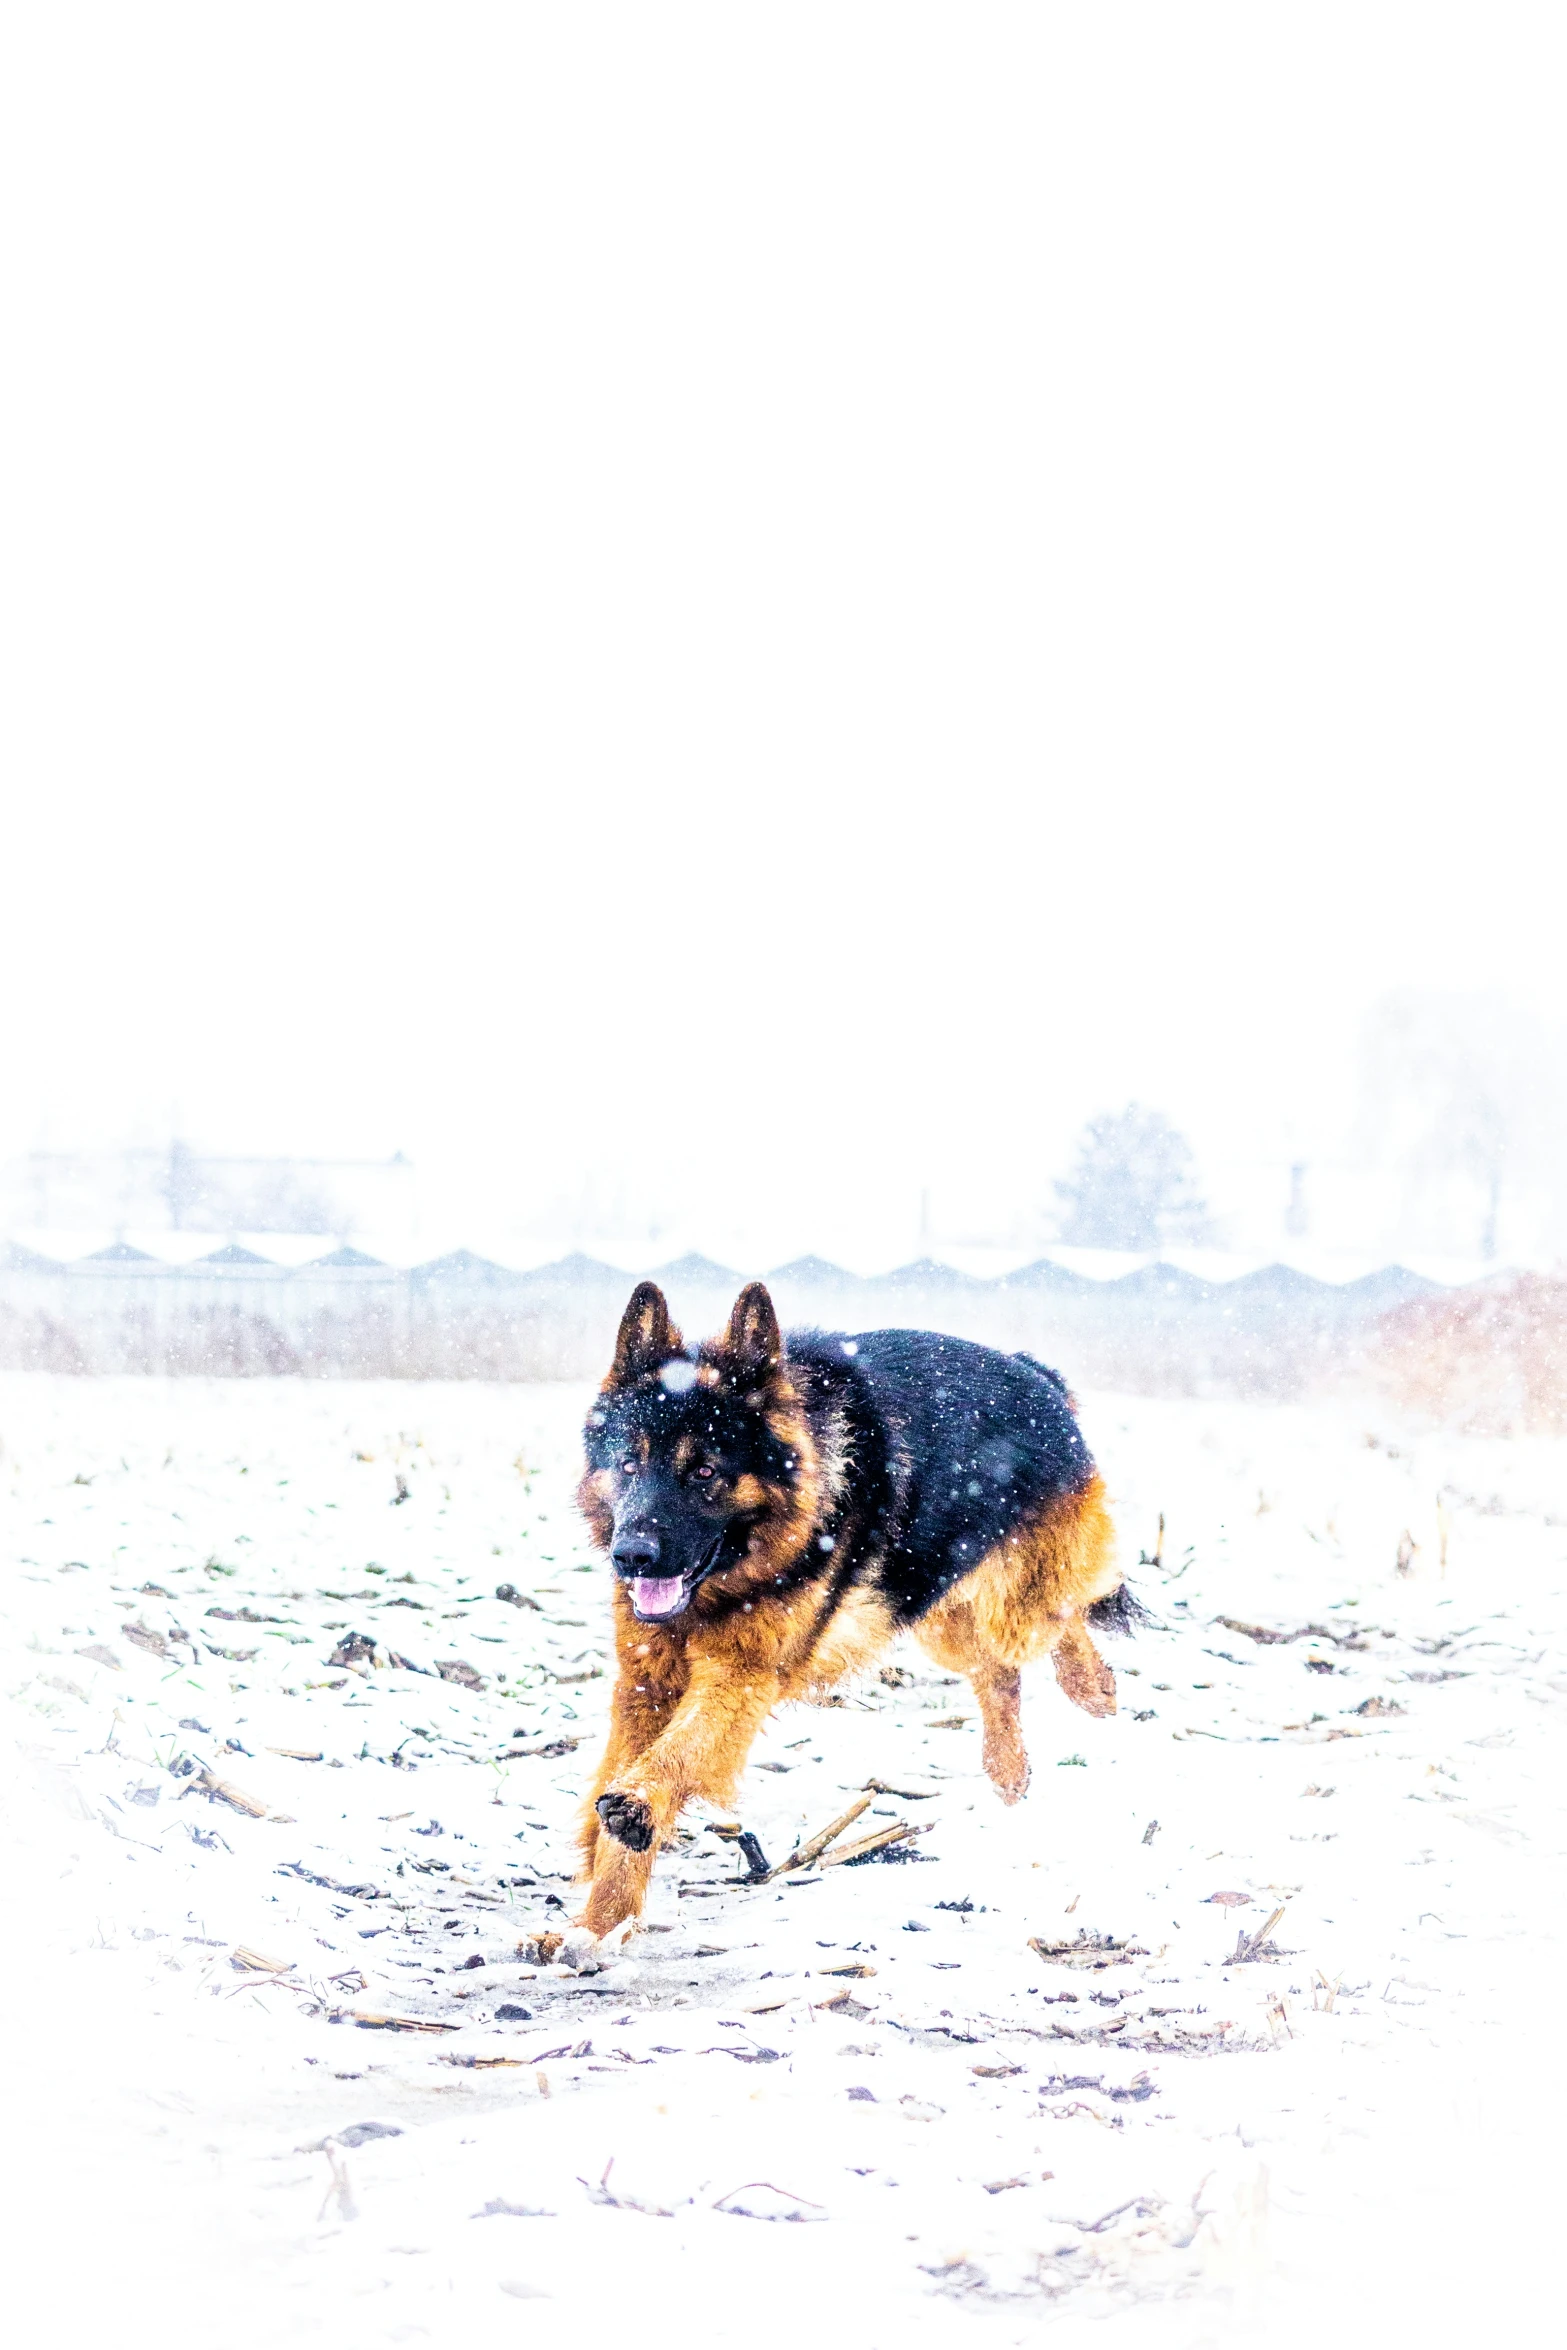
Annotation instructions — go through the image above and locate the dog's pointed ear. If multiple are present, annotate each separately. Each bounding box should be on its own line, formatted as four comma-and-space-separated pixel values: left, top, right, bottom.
721, 1282, 782, 1383
609, 1282, 682, 1385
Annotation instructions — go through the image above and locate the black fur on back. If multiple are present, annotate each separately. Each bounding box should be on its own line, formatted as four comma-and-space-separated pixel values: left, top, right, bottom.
1011, 1352, 1077, 1411
786, 1328, 1096, 1625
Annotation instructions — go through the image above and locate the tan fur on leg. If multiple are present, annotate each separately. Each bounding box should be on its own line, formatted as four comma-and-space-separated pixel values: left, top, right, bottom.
577, 1660, 781, 1935
910, 1597, 1031, 1802
578, 1836, 659, 1939
1051, 1615, 1117, 1717
968, 1476, 1121, 1662
576, 1668, 684, 1884
910, 1475, 1122, 1787
971, 1656, 1030, 1801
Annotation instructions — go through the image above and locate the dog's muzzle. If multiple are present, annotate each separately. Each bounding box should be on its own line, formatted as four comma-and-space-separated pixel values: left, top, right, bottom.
612, 1524, 732, 1620
611, 1526, 687, 1620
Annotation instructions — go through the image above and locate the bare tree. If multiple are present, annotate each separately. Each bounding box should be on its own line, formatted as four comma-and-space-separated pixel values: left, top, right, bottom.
1357, 992, 1564, 1259
1054, 1105, 1213, 1250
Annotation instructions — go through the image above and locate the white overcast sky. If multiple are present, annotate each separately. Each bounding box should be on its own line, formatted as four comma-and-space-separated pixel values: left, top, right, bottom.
2, 5, 1563, 1254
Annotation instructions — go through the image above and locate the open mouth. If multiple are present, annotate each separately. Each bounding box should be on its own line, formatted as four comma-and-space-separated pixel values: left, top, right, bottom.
628, 1573, 690, 1620
624, 1529, 734, 1621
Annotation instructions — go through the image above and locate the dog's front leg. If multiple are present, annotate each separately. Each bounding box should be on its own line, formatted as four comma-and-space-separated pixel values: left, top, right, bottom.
578, 1661, 780, 1937
576, 1668, 681, 1884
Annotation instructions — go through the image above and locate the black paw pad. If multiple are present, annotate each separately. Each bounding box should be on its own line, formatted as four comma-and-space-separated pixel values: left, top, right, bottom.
596, 1791, 655, 1852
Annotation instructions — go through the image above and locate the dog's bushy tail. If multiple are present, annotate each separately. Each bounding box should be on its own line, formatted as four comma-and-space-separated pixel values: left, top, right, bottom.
1087, 1582, 1154, 1637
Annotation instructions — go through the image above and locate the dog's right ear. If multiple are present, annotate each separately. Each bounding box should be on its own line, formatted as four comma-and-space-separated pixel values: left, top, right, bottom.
608, 1281, 683, 1386
721, 1281, 782, 1381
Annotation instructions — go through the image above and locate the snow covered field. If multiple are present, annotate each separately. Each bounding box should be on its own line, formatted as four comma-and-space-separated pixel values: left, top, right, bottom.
5, 1371, 1565, 2348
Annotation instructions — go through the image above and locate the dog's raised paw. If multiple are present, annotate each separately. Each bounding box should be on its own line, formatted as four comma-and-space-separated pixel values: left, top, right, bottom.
596, 1790, 655, 1851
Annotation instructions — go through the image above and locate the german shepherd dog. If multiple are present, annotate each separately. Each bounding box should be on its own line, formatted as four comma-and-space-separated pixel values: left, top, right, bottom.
573, 1280, 1134, 1937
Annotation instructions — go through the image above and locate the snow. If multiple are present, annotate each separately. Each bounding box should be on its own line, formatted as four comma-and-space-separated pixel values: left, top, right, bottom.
4, 1372, 1565, 2347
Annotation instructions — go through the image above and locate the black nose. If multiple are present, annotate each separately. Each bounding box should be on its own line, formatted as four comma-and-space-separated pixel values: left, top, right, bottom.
612, 1529, 661, 1573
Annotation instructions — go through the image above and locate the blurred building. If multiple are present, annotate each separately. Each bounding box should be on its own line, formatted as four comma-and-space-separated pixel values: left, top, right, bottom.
1, 1142, 415, 1245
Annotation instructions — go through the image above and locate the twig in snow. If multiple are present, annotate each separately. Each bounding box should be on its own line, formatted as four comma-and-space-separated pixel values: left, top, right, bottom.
1028, 1930, 1147, 1969
1039, 2070, 1155, 2104
1218, 1616, 1369, 1651
317, 2139, 358, 2223
1074, 2193, 1165, 2234
181, 1765, 270, 1818
713, 2181, 826, 2222
578, 2159, 679, 2216
764, 1792, 874, 1879
340, 2009, 459, 2033
819, 1819, 930, 1868
1228, 1905, 1287, 1963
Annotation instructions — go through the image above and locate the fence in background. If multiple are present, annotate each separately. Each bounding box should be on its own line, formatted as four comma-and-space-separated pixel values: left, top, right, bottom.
0, 1241, 1451, 1400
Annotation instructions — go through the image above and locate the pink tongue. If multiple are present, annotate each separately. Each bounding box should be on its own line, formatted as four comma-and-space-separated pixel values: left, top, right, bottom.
631, 1575, 686, 1617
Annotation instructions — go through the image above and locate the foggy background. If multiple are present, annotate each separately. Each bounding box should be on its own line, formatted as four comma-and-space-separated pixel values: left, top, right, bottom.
3, 4, 1564, 1275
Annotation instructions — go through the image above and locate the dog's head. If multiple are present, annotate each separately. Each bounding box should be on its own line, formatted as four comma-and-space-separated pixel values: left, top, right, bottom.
578, 1281, 819, 1621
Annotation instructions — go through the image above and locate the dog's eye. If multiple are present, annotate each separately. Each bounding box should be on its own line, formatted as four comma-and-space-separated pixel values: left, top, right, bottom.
695, 1463, 715, 1480
621, 1458, 637, 1475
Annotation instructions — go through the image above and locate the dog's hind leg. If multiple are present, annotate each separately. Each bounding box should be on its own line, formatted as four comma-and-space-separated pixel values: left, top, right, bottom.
912, 1478, 1122, 1793
970, 1655, 1030, 1802
912, 1598, 1031, 1804
1051, 1614, 1117, 1718
966, 1479, 1122, 1721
